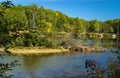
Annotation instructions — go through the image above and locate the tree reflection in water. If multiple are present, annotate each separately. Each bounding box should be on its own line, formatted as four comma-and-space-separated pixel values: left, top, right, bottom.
22, 54, 50, 78
0, 49, 19, 78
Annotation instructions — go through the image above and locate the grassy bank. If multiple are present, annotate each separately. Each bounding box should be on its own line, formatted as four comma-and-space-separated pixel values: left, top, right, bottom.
0, 47, 69, 55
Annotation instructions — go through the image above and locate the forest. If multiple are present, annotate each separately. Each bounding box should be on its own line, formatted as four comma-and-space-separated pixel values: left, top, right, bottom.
0, 0, 120, 48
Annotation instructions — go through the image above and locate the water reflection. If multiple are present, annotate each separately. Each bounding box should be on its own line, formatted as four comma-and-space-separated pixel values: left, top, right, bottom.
22, 55, 50, 78
1, 38, 120, 78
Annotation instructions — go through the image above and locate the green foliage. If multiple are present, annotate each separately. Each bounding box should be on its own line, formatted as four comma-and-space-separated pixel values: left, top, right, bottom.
24, 33, 41, 47
109, 26, 114, 33
105, 19, 120, 33
89, 20, 100, 33
3, 8, 27, 32
0, 6, 27, 34
40, 37, 54, 47
23, 33, 55, 47
0, 1, 120, 47
74, 18, 85, 33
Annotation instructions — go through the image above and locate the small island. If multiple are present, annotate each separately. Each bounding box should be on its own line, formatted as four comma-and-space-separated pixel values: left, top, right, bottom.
0, 39, 106, 55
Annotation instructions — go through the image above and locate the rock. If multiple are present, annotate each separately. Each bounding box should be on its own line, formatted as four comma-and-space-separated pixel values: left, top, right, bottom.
61, 39, 75, 46
61, 39, 106, 52
60, 39, 76, 49
69, 44, 106, 52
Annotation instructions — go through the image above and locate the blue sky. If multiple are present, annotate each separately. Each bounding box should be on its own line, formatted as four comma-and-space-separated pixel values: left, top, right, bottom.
0, 0, 120, 21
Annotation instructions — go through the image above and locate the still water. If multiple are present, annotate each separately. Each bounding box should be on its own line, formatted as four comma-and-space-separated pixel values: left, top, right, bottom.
1, 38, 120, 78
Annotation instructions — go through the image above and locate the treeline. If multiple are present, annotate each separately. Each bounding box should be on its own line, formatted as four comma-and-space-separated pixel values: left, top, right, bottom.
0, 2, 120, 47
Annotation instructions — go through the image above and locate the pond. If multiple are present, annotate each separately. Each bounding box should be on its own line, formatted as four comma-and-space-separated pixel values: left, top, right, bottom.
1, 38, 120, 78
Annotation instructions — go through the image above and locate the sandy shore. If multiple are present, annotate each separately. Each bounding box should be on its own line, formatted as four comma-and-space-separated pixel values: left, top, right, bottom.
0, 48, 69, 54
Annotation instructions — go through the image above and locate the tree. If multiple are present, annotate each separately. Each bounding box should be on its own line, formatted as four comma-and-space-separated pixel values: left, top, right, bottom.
89, 20, 100, 33
2, 7, 27, 33
55, 13, 72, 32
44, 22, 53, 34
24, 5, 38, 29
74, 17, 84, 33
105, 20, 115, 33
0, 0, 14, 8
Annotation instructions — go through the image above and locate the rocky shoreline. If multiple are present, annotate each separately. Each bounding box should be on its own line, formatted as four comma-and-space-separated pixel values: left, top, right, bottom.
61, 39, 106, 52
69, 44, 106, 52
